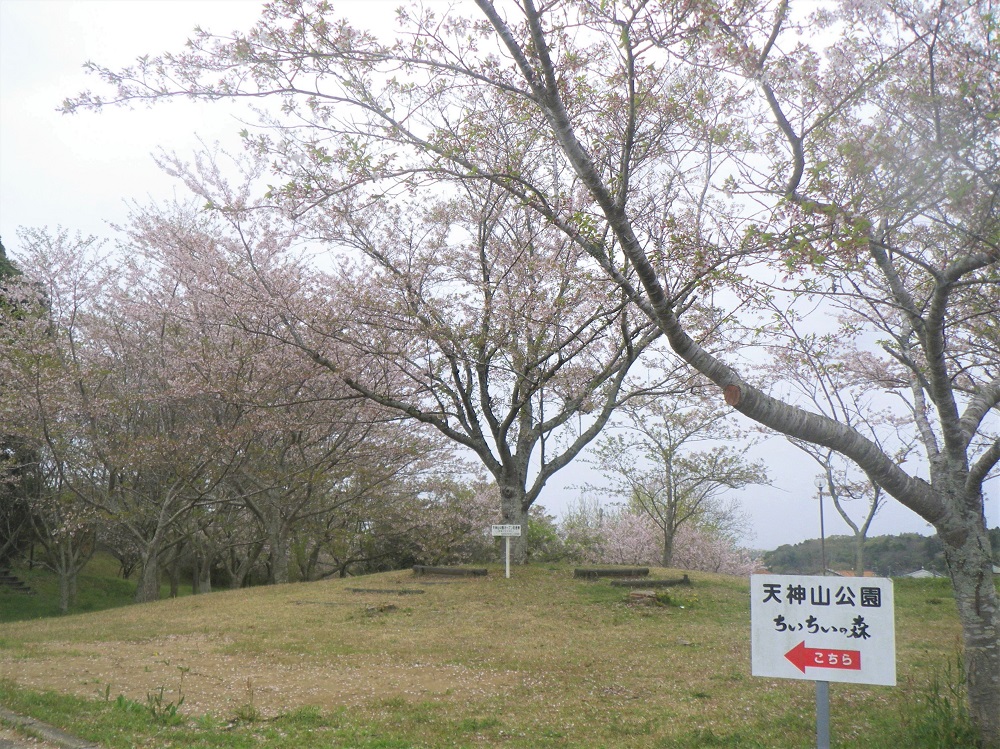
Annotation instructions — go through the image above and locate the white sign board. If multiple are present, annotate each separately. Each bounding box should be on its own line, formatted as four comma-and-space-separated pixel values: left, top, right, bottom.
751, 574, 895, 686
491, 524, 522, 537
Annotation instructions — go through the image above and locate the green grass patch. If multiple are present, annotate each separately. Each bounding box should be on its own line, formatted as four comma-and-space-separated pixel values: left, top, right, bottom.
0, 554, 139, 622
0, 681, 440, 749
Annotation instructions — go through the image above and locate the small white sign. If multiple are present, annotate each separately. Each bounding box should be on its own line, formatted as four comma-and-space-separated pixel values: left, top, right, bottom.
751, 574, 896, 686
491, 524, 522, 537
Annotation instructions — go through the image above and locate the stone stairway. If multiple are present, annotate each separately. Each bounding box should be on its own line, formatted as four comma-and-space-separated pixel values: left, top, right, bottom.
0, 568, 35, 595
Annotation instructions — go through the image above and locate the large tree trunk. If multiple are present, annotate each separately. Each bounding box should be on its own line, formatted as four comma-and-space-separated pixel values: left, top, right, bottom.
940, 515, 1000, 746
54, 544, 75, 614
225, 540, 264, 589
499, 481, 529, 564
58, 569, 72, 615
301, 542, 323, 582
165, 543, 184, 598
134, 528, 166, 604
660, 505, 678, 568
51, 532, 93, 613
191, 531, 214, 594
853, 535, 866, 578
267, 521, 291, 584
134, 550, 161, 603
661, 529, 674, 568
194, 550, 213, 594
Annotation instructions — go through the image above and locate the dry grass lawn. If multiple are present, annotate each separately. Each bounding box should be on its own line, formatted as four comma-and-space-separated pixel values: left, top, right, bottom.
0, 565, 970, 748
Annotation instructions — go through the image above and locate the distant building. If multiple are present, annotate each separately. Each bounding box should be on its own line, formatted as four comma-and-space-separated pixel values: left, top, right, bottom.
902, 568, 945, 579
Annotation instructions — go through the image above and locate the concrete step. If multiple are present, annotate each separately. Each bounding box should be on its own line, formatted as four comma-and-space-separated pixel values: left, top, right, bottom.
0, 570, 35, 595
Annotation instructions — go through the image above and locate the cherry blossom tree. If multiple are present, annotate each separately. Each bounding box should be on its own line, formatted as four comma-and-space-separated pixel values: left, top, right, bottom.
589, 395, 766, 566
0, 265, 101, 610
307, 183, 669, 562
407, 479, 501, 567
561, 501, 757, 574
150, 150, 673, 564
28, 479, 100, 613
4, 227, 241, 602
671, 524, 759, 577
591, 510, 661, 567
817, 468, 883, 577
467, 2, 997, 736
117, 195, 450, 585
5, 212, 442, 599
63, 0, 1000, 738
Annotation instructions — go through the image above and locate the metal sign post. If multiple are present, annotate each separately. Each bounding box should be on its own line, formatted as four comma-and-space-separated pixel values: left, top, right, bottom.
751, 574, 895, 749
491, 524, 522, 578
816, 680, 830, 749
814, 478, 830, 749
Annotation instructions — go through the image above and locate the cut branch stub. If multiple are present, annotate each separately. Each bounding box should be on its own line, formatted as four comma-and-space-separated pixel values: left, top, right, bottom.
724, 384, 742, 407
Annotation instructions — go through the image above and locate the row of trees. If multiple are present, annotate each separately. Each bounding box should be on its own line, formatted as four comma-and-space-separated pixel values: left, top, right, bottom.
1, 223, 760, 609
765, 530, 1000, 578
0, 227, 473, 607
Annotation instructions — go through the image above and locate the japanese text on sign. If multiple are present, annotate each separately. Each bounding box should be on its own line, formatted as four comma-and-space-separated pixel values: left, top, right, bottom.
750, 574, 896, 686
491, 524, 522, 537
761, 582, 883, 608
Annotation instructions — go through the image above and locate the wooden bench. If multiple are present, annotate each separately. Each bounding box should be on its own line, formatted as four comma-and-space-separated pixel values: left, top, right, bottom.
573, 567, 650, 579
611, 574, 690, 588
412, 565, 488, 577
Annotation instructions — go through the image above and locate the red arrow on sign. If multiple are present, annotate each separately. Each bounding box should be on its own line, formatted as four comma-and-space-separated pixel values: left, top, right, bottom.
784, 641, 862, 673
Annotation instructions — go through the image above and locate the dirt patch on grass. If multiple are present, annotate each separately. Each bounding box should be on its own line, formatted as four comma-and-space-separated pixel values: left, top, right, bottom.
0, 724, 65, 748
0, 633, 516, 719
0, 724, 62, 748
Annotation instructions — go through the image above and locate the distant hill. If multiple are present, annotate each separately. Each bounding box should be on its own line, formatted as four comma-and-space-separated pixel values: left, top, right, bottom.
762, 528, 1000, 577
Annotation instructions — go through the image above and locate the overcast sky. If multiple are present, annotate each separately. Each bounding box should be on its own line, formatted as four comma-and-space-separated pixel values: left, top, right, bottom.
1, 0, 995, 552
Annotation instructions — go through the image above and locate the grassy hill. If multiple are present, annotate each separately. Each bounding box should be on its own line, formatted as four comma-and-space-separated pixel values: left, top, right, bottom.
0, 561, 985, 748
0, 554, 141, 622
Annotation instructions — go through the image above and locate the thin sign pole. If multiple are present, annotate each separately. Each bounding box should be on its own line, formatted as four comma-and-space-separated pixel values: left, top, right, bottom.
816, 680, 830, 749
817, 503, 829, 749
491, 525, 520, 578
